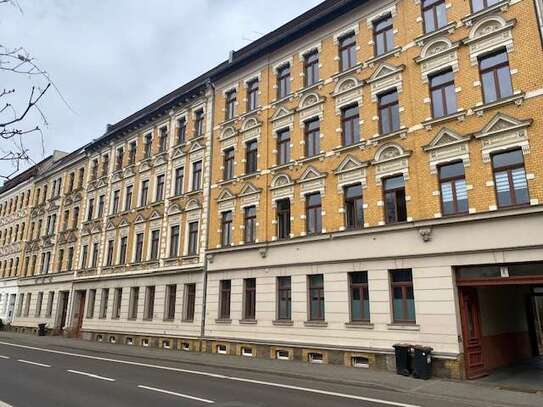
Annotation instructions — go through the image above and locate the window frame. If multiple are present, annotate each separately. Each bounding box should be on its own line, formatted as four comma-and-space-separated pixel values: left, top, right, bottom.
221, 211, 233, 247
373, 14, 394, 56
277, 276, 292, 321
429, 69, 457, 119
245, 139, 258, 174
276, 64, 291, 100
378, 89, 400, 135
491, 149, 530, 208
308, 274, 325, 321
421, 0, 447, 34
243, 278, 256, 321
303, 50, 320, 87
304, 118, 321, 158
383, 175, 407, 224
183, 283, 196, 322
243, 206, 257, 244
339, 32, 357, 72
223, 148, 235, 180
438, 161, 469, 216
219, 280, 231, 320
225, 89, 237, 121
305, 192, 322, 235
341, 104, 360, 146
344, 184, 364, 229
478, 49, 513, 104
277, 128, 291, 165
390, 269, 416, 324
276, 198, 291, 240
246, 79, 259, 112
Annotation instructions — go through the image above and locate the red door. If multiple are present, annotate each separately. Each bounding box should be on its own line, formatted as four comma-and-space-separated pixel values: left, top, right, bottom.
459, 287, 486, 379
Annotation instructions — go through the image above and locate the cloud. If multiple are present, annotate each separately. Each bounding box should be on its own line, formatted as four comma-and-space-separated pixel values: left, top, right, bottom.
0, 0, 320, 178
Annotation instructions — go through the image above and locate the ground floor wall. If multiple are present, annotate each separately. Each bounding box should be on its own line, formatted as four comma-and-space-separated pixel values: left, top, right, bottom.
0, 279, 18, 324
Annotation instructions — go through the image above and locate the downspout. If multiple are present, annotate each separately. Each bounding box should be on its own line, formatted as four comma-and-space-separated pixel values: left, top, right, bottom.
200, 79, 216, 347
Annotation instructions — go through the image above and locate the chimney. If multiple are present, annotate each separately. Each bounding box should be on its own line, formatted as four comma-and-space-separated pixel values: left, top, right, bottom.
228, 50, 234, 63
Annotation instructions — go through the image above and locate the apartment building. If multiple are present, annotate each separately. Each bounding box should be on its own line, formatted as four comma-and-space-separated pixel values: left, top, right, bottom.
203, 0, 543, 378
2, 0, 543, 380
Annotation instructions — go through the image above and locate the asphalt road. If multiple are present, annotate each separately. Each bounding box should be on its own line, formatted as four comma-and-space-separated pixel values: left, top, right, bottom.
0, 338, 477, 407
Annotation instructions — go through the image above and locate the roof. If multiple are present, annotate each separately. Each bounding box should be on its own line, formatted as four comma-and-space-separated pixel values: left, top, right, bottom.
91, 0, 365, 148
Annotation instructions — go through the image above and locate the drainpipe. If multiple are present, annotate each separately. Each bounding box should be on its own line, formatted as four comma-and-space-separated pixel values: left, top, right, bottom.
200, 79, 216, 349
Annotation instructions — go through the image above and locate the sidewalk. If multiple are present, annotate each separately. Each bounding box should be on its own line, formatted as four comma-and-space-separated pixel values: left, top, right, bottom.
0, 331, 541, 407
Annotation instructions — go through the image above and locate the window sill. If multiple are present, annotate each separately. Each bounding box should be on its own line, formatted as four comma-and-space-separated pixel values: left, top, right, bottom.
182, 254, 199, 260
421, 110, 467, 129
239, 319, 257, 325
461, 0, 511, 27
269, 161, 296, 172
370, 127, 408, 144
414, 22, 458, 46
387, 323, 420, 331
331, 63, 364, 81
345, 322, 374, 329
237, 171, 261, 181
272, 319, 294, 326
297, 153, 326, 164
472, 93, 525, 116
181, 319, 195, 323
271, 94, 295, 107
365, 47, 402, 67
142, 318, 154, 322
185, 189, 202, 196
304, 320, 328, 328
215, 318, 232, 324
240, 107, 263, 119
163, 318, 175, 323
332, 141, 366, 154
220, 117, 238, 127
296, 80, 325, 95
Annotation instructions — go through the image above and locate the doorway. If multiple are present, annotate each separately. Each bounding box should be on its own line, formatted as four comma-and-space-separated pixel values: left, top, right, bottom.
7, 294, 16, 323
57, 291, 70, 331
72, 290, 86, 337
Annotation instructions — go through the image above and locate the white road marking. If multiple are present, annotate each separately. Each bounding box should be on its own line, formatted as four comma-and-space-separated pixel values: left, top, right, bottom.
67, 369, 116, 382
17, 359, 51, 368
137, 385, 214, 404
0, 355, 10, 359
0, 341, 420, 407
0, 401, 14, 407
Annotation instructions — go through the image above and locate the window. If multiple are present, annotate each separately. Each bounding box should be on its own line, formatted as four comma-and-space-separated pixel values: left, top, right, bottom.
277, 276, 291, 320
100, 288, 109, 319
174, 167, 184, 195
344, 184, 364, 229
479, 50, 513, 104
177, 118, 186, 145
57, 250, 64, 272
16, 294, 23, 317
277, 129, 290, 165
390, 269, 416, 323
429, 69, 457, 118
276, 199, 291, 240
243, 278, 256, 320
308, 274, 325, 321
87, 198, 94, 221
192, 161, 202, 191
183, 283, 196, 321
165, 284, 177, 321
194, 109, 205, 137
81, 245, 88, 270
350, 272, 370, 322
422, 0, 447, 33
150, 230, 160, 260
97, 195, 105, 217
23, 293, 31, 317
140, 180, 149, 206
373, 15, 394, 56
67, 247, 74, 271
116, 147, 124, 170
304, 51, 319, 87
87, 289, 96, 318
134, 232, 144, 263
277, 64, 291, 99
384, 175, 407, 224
305, 193, 322, 235
339, 32, 357, 72
471, 0, 501, 13
304, 119, 320, 158
219, 280, 231, 319
91, 242, 99, 268
35, 292, 43, 317
144, 286, 155, 320
155, 174, 165, 201
72, 207, 79, 229
119, 236, 127, 265
128, 287, 139, 319
439, 161, 468, 215
106, 240, 114, 267
159, 127, 168, 153
225, 89, 236, 120
112, 288, 122, 319
124, 185, 133, 211
221, 211, 233, 247
223, 148, 235, 180
144, 134, 152, 159
245, 140, 258, 174
128, 141, 137, 165
169, 225, 180, 257
112, 190, 120, 214
246, 79, 259, 111
244, 206, 256, 244
492, 149, 529, 207
187, 222, 199, 256
45, 291, 54, 317
341, 105, 360, 146
102, 155, 109, 177
378, 89, 400, 135
68, 172, 75, 192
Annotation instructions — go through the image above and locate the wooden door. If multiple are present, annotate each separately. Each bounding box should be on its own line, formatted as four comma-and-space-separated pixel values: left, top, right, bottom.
74, 291, 86, 337
459, 287, 487, 379
59, 292, 69, 330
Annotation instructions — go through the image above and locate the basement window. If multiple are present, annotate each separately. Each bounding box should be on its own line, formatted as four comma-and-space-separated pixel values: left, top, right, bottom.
126, 337, 134, 345
96, 335, 103, 342
162, 340, 171, 349
109, 336, 116, 344
217, 344, 227, 354
241, 347, 253, 357
308, 352, 323, 364
142, 338, 150, 347
276, 350, 290, 360
182, 342, 190, 351
352, 356, 369, 368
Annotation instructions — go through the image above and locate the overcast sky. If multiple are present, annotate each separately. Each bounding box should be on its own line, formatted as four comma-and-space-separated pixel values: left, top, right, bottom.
0, 0, 321, 179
